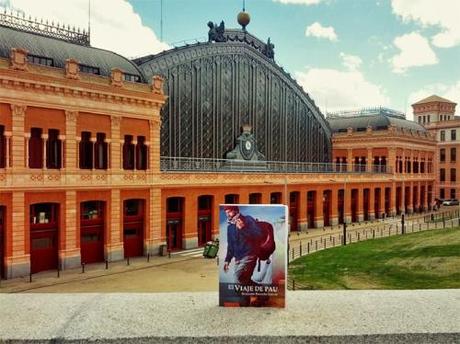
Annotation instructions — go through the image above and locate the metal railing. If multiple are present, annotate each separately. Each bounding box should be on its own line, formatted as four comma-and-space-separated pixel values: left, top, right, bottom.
160, 156, 392, 174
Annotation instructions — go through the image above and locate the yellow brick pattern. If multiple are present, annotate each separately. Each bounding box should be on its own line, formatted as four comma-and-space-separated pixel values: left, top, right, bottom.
11, 192, 25, 256
11, 104, 26, 168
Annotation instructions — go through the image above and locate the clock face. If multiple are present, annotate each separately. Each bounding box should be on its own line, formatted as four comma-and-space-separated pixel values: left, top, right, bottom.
245, 140, 252, 150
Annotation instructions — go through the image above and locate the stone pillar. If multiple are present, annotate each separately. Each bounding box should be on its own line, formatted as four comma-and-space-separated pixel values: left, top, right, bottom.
212, 191, 225, 239
388, 148, 396, 174
314, 188, 324, 228
42, 133, 48, 169
367, 148, 373, 172
110, 117, 121, 171
357, 187, 364, 222
147, 188, 163, 255
331, 188, 339, 225
7, 192, 29, 278
261, 192, 270, 204
380, 186, 387, 217
298, 190, 308, 231
10, 104, 26, 169
61, 190, 80, 269
344, 184, 352, 224
149, 118, 161, 172
4, 132, 11, 168
183, 195, 198, 249
347, 149, 353, 172
406, 182, 413, 214
107, 189, 123, 261
369, 187, 375, 220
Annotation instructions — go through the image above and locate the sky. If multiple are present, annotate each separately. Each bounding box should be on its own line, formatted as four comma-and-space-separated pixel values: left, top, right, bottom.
1, 0, 459, 118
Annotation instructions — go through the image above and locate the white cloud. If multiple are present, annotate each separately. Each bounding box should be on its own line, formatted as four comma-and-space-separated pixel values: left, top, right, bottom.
339, 52, 362, 71
390, 32, 438, 73
408, 82, 460, 107
273, 0, 323, 5
0, 0, 169, 58
391, 0, 460, 48
295, 66, 389, 113
305, 22, 338, 41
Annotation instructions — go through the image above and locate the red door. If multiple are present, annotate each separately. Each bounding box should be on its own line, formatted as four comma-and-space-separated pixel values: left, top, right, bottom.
0, 207, 4, 279
30, 204, 58, 274
80, 202, 105, 264
167, 221, 183, 250
198, 218, 211, 246
123, 200, 144, 258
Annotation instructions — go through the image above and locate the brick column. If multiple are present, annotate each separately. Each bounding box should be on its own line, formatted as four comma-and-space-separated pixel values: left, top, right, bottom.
331, 188, 339, 225
314, 188, 324, 228
367, 148, 373, 172
406, 182, 413, 214
147, 187, 163, 255
344, 184, 352, 224
61, 190, 80, 269
110, 117, 121, 171
369, 187, 375, 220
212, 191, 225, 239
10, 104, 26, 169
357, 187, 364, 222
347, 149, 353, 172
183, 194, 198, 249
388, 148, 396, 174
107, 189, 123, 261
261, 192, 270, 204
298, 190, 308, 231
149, 118, 161, 172
64, 111, 78, 171
7, 192, 29, 278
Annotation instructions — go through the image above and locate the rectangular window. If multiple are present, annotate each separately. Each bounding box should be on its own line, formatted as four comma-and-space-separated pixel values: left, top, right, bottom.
440, 188, 445, 199
440, 130, 445, 141
124, 73, 141, 83
451, 189, 456, 200
123, 135, 135, 170
94, 133, 108, 169
27, 54, 54, 67
46, 129, 61, 169
79, 131, 93, 169
451, 130, 457, 141
29, 127, 43, 168
440, 148, 446, 162
79, 64, 100, 75
135, 136, 147, 170
451, 148, 456, 162
451, 168, 456, 182
440, 168, 445, 182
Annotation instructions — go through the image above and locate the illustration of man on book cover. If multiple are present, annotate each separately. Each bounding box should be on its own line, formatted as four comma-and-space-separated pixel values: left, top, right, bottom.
219, 204, 287, 307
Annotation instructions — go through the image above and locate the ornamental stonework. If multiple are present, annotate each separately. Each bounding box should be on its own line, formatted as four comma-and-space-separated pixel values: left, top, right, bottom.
9, 48, 28, 71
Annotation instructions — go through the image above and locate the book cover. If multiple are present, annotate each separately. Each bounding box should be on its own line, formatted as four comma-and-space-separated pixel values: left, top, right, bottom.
219, 204, 287, 307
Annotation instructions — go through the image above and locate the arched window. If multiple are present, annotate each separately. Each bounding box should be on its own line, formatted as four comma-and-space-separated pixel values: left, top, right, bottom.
46, 129, 61, 169
29, 128, 43, 168
123, 135, 135, 170
94, 133, 108, 169
136, 136, 147, 170
79, 131, 93, 169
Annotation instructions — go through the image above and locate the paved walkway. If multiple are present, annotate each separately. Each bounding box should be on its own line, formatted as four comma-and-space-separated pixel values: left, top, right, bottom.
0, 290, 458, 343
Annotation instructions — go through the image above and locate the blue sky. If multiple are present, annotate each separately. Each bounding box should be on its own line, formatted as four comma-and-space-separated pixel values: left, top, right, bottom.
3, 0, 460, 117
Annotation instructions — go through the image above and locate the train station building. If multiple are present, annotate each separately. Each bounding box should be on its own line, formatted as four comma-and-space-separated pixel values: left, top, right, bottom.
0, 11, 444, 279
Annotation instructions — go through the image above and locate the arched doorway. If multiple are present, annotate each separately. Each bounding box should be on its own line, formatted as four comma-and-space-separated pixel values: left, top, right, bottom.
323, 190, 332, 227
30, 203, 59, 274
307, 191, 315, 228
166, 197, 183, 250
363, 188, 370, 221
80, 201, 105, 264
289, 192, 299, 231
123, 199, 144, 258
374, 188, 381, 219
197, 195, 213, 246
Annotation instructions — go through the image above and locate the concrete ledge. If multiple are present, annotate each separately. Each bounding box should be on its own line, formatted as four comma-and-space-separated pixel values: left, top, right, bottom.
0, 290, 459, 343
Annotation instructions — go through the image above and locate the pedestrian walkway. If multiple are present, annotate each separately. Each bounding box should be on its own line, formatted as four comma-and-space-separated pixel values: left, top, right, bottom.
170, 247, 204, 258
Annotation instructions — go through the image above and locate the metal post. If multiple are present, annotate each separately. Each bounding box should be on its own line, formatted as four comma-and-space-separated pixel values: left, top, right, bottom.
147, 253, 150, 262
343, 222, 347, 246
81, 263, 85, 274
29, 273, 32, 283
105, 260, 108, 270
127, 256, 130, 266
299, 241, 302, 256
401, 213, 405, 234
